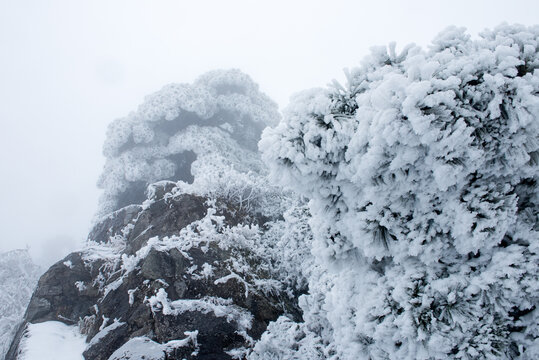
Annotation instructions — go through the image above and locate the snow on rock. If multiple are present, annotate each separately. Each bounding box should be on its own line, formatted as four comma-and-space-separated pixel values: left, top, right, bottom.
108, 337, 167, 360
77, 188, 305, 359
17, 321, 86, 360
147, 288, 253, 332
6, 182, 307, 360
87, 319, 125, 348
0, 249, 41, 359
108, 332, 199, 360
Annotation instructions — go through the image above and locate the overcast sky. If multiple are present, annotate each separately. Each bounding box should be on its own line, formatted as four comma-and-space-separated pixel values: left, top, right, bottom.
0, 0, 537, 267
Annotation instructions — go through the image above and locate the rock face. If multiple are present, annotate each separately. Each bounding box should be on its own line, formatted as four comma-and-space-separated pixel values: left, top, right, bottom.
6, 182, 303, 360
6, 70, 307, 360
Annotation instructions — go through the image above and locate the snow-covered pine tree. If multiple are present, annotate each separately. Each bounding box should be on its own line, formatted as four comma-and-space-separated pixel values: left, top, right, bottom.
260, 24, 539, 359
97, 69, 281, 217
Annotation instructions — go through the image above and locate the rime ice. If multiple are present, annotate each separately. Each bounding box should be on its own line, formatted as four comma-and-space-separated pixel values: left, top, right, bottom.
97, 69, 280, 216
259, 24, 539, 359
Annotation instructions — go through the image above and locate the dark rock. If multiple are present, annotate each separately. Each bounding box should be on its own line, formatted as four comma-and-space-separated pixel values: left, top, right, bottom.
25, 251, 98, 324
83, 322, 129, 360
6, 183, 303, 360
6, 252, 100, 360
125, 193, 207, 255
89, 205, 142, 244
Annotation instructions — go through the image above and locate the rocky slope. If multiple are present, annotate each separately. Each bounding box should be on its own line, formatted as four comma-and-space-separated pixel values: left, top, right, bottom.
6, 70, 310, 360
7, 182, 304, 360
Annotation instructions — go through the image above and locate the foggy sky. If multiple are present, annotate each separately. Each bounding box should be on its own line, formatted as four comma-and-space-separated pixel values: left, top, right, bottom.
1, 0, 537, 267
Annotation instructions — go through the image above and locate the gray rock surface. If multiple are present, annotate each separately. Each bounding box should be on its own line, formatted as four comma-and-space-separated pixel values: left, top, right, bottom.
6, 183, 303, 360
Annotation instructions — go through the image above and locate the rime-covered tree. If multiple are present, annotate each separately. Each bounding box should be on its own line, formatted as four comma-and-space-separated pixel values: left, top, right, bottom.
97, 69, 280, 216
260, 24, 539, 359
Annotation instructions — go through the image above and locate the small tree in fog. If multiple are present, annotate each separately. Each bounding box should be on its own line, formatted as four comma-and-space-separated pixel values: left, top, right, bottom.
97, 69, 280, 216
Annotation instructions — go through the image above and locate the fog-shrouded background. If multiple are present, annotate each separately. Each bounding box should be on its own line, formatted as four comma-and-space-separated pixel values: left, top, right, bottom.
1, 0, 537, 267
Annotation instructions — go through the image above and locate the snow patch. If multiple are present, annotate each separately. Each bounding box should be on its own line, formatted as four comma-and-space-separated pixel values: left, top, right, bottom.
18, 321, 86, 360
108, 332, 199, 360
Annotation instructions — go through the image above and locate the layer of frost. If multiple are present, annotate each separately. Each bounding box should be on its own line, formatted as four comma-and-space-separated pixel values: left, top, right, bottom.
108, 332, 199, 360
148, 288, 253, 331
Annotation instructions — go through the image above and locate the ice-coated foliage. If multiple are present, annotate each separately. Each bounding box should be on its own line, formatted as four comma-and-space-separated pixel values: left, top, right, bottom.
249, 265, 337, 360
260, 24, 539, 359
97, 69, 280, 216
0, 249, 41, 359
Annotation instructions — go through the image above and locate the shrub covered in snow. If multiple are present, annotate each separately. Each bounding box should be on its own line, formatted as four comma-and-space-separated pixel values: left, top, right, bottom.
0, 250, 41, 359
260, 24, 539, 359
97, 69, 280, 216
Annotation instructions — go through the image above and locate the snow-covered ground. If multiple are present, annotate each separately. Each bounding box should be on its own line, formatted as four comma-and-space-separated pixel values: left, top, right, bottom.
18, 322, 86, 360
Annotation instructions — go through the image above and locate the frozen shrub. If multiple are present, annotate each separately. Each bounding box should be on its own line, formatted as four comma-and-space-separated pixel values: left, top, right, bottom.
260, 24, 539, 359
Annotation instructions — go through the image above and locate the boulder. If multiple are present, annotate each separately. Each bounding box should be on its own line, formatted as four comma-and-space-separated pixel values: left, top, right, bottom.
7, 183, 303, 360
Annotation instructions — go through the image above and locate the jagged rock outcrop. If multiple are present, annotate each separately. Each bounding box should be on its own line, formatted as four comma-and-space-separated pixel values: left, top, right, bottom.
7, 182, 305, 360
6, 69, 312, 360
